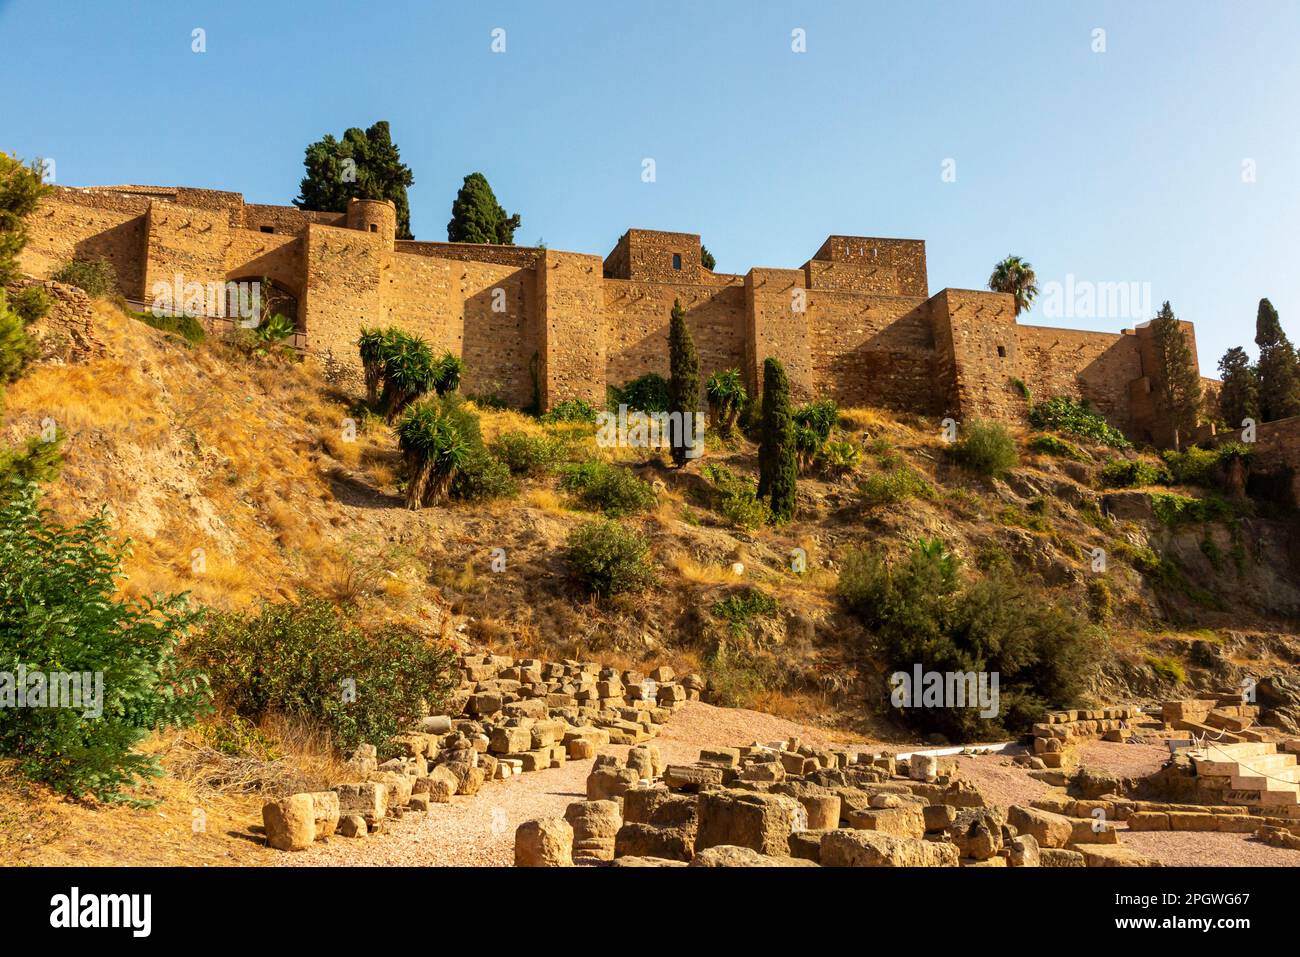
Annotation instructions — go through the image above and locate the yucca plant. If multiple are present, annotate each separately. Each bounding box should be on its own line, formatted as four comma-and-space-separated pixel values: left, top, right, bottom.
395, 401, 472, 508
792, 400, 838, 472
706, 368, 748, 439
433, 351, 465, 396
358, 327, 399, 405
379, 333, 437, 422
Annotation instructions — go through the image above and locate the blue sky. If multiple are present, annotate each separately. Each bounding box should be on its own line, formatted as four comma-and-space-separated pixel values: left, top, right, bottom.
2, 0, 1297, 375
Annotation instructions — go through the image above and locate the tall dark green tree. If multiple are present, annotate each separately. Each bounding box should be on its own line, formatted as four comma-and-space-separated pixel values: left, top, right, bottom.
294, 121, 415, 239
447, 173, 521, 245
666, 299, 700, 467
1255, 298, 1300, 422
757, 357, 797, 522
1149, 301, 1203, 447
700, 245, 716, 271
1217, 346, 1260, 428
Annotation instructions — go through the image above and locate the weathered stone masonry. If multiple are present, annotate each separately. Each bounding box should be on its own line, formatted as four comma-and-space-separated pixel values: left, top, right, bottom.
23, 183, 1191, 442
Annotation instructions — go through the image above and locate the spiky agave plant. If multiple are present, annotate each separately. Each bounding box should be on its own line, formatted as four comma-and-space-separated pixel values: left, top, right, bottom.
396, 400, 471, 508
706, 368, 748, 439
433, 351, 465, 397
379, 333, 437, 422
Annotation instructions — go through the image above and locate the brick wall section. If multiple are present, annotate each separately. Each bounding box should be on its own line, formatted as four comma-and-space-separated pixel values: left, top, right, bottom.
19, 183, 1208, 445
603, 280, 745, 400
746, 267, 815, 401
1016, 324, 1144, 432
142, 201, 232, 305
538, 250, 606, 409
605, 230, 702, 284
300, 223, 386, 377
810, 294, 938, 412
928, 289, 1020, 420
21, 188, 150, 297
810, 236, 928, 297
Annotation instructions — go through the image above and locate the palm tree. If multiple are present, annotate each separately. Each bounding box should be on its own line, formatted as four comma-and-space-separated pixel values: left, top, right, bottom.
706, 368, 748, 439
988, 255, 1039, 317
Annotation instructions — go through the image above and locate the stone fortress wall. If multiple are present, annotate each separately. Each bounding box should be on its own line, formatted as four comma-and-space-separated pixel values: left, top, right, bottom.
22, 183, 1192, 444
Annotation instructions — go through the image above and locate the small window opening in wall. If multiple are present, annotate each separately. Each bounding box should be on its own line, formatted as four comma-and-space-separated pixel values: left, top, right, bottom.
672, 253, 682, 270
997, 345, 1007, 358
260, 225, 274, 234
369, 223, 378, 232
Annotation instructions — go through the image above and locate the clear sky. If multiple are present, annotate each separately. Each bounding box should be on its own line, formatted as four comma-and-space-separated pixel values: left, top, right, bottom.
2, 0, 1297, 375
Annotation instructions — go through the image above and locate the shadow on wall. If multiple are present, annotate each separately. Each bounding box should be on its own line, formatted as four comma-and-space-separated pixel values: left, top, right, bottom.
72, 218, 147, 298
463, 279, 536, 408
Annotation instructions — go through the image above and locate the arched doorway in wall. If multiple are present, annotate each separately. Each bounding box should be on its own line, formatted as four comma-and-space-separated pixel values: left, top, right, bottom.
223, 276, 301, 331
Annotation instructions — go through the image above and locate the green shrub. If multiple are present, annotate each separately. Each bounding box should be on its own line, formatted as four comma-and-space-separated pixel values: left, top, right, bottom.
0, 431, 64, 487
0, 293, 37, 383
565, 519, 655, 597
700, 464, 770, 529
702, 645, 771, 708
541, 398, 599, 425
1009, 377, 1031, 400
185, 596, 456, 756
1099, 458, 1171, 488
1144, 654, 1187, 685
1086, 578, 1113, 623
1028, 396, 1130, 448
838, 538, 1099, 740
490, 430, 564, 476
454, 447, 518, 502
560, 461, 656, 516
1150, 492, 1234, 526
1161, 443, 1254, 489
859, 466, 933, 506
52, 256, 117, 298
130, 308, 206, 345
613, 373, 670, 413
712, 587, 778, 638
9, 286, 50, 324
1028, 434, 1088, 462
949, 419, 1018, 476
0, 482, 210, 800
818, 438, 863, 476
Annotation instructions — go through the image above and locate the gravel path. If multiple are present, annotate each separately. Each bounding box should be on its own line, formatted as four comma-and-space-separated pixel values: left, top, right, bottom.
1122, 831, 1300, 867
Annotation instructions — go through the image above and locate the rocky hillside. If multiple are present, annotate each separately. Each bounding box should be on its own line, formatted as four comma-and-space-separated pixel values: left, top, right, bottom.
6, 293, 1300, 738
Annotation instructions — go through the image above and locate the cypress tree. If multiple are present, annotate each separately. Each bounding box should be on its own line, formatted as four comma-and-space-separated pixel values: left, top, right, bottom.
757, 357, 797, 521
1149, 301, 1203, 447
295, 121, 415, 239
666, 299, 700, 467
1255, 298, 1300, 422
447, 173, 521, 245
1217, 346, 1260, 428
